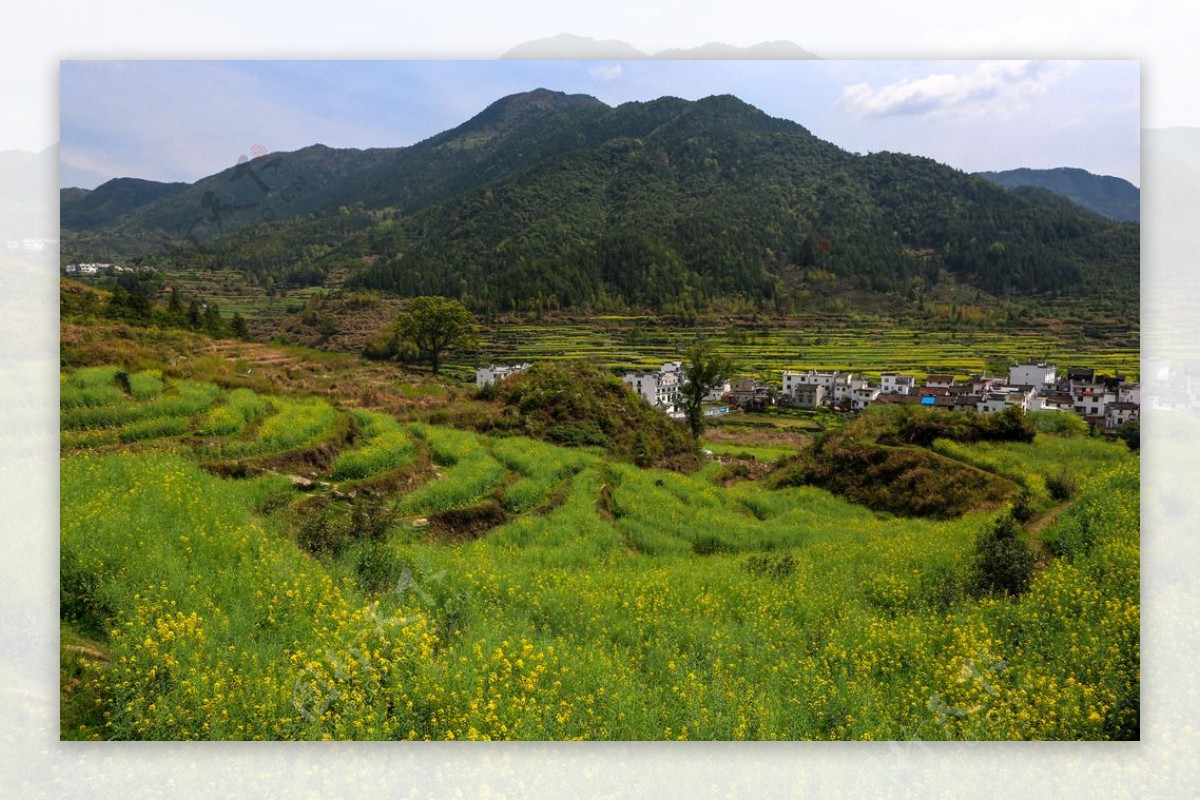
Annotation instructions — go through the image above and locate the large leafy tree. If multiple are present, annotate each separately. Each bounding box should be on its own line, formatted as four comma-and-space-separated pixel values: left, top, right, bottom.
679, 340, 735, 440
393, 295, 479, 374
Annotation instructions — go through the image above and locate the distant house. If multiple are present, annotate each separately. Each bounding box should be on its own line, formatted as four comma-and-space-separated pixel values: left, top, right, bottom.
1067, 367, 1096, 383
976, 392, 1010, 414
1070, 380, 1113, 417
702, 379, 732, 403
622, 362, 683, 413
1005, 390, 1033, 412
1105, 401, 1139, 429
783, 370, 863, 407
965, 375, 1002, 394
952, 394, 982, 410
1030, 392, 1074, 412
1118, 382, 1140, 405
1009, 361, 1057, 390
793, 384, 827, 409
476, 362, 531, 388
881, 374, 915, 395
872, 392, 923, 406
849, 383, 880, 411
924, 374, 954, 389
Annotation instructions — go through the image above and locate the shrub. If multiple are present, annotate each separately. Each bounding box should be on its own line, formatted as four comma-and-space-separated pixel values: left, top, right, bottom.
351, 496, 394, 543
1115, 420, 1139, 452
353, 540, 402, 594
970, 513, 1035, 597
1033, 410, 1089, 437
744, 553, 797, 580
1046, 468, 1079, 501
494, 361, 693, 466
295, 501, 351, 557
770, 430, 1015, 518
547, 421, 609, 449
1011, 488, 1036, 523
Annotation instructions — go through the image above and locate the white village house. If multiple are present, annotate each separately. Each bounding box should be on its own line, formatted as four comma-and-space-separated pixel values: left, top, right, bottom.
1008, 361, 1058, 391
622, 362, 683, 414
475, 363, 532, 388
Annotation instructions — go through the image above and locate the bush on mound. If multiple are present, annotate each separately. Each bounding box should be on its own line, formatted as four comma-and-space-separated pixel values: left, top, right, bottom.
492, 361, 697, 468
769, 430, 1017, 518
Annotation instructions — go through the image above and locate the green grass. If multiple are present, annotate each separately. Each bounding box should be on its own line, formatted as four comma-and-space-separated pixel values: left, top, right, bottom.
491, 435, 595, 513
211, 396, 341, 458
198, 389, 269, 436
700, 441, 797, 463
61, 379, 223, 431
59, 363, 1140, 741
398, 424, 508, 515
332, 430, 416, 480
127, 369, 165, 400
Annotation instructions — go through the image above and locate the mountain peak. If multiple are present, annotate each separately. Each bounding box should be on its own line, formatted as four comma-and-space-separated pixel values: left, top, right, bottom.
461, 88, 608, 134
500, 33, 647, 59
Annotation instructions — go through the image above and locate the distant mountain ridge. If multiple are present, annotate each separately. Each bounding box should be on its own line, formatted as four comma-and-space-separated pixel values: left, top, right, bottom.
976, 167, 1140, 223
60, 177, 190, 231
499, 33, 819, 60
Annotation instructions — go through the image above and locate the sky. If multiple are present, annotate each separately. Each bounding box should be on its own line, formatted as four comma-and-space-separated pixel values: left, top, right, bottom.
59, 59, 1139, 190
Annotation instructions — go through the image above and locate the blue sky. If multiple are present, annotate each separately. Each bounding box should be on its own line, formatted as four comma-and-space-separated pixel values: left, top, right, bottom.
60, 59, 1140, 190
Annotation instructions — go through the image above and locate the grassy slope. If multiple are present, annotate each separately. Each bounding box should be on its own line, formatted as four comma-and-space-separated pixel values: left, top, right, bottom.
59, 354, 1139, 740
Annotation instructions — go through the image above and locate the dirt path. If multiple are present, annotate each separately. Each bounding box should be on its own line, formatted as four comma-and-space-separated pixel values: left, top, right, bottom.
1025, 499, 1072, 561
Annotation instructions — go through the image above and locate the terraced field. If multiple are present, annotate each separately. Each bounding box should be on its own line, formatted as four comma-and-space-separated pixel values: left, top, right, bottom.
474, 317, 1139, 384
59, 363, 1139, 741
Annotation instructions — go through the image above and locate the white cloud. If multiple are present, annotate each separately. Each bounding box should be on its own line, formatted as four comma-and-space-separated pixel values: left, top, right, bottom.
589, 63, 624, 81
839, 60, 1077, 120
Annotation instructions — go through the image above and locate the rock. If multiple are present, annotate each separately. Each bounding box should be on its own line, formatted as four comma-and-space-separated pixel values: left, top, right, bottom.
412, 518, 430, 528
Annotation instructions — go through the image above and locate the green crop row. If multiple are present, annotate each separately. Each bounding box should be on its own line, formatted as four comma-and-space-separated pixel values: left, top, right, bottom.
333, 430, 416, 480
491, 435, 595, 513
400, 425, 506, 515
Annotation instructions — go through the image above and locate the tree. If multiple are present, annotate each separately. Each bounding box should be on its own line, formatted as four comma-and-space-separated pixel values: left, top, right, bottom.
1115, 419, 1140, 451
970, 512, 1035, 597
392, 296, 479, 374
679, 340, 735, 440
230, 312, 250, 340
167, 286, 183, 316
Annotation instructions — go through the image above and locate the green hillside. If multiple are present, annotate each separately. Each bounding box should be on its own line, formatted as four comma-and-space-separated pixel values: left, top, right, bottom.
59, 349, 1139, 741
61, 91, 1138, 315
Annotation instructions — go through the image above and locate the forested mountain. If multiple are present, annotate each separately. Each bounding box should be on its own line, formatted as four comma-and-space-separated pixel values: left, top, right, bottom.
976, 167, 1140, 223
60, 177, 189, 231
62, 90, 1139, 313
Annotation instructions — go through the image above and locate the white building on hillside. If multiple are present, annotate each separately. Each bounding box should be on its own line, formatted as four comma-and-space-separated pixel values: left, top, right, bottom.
623, 363, 682, 413
1118, 383, 1141, 405
881, 374, 915, 395
783, 370, 856, 403
1105, 401, 1139, 429
1008, 361, 1057, 390
476, 363, 532, 388
849, 383, 881, 410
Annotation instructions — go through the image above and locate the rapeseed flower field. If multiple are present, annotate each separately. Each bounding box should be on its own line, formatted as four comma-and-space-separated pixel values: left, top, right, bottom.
59, 366, 1139, 740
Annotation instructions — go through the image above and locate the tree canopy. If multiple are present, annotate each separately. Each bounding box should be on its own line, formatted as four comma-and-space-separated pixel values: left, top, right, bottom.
679, 341, 735, 440
392, 296, 479, 374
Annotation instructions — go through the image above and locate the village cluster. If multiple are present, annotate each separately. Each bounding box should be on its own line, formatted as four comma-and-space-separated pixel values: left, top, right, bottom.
62, 262, 154, 275
478, 360, 1141, 431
